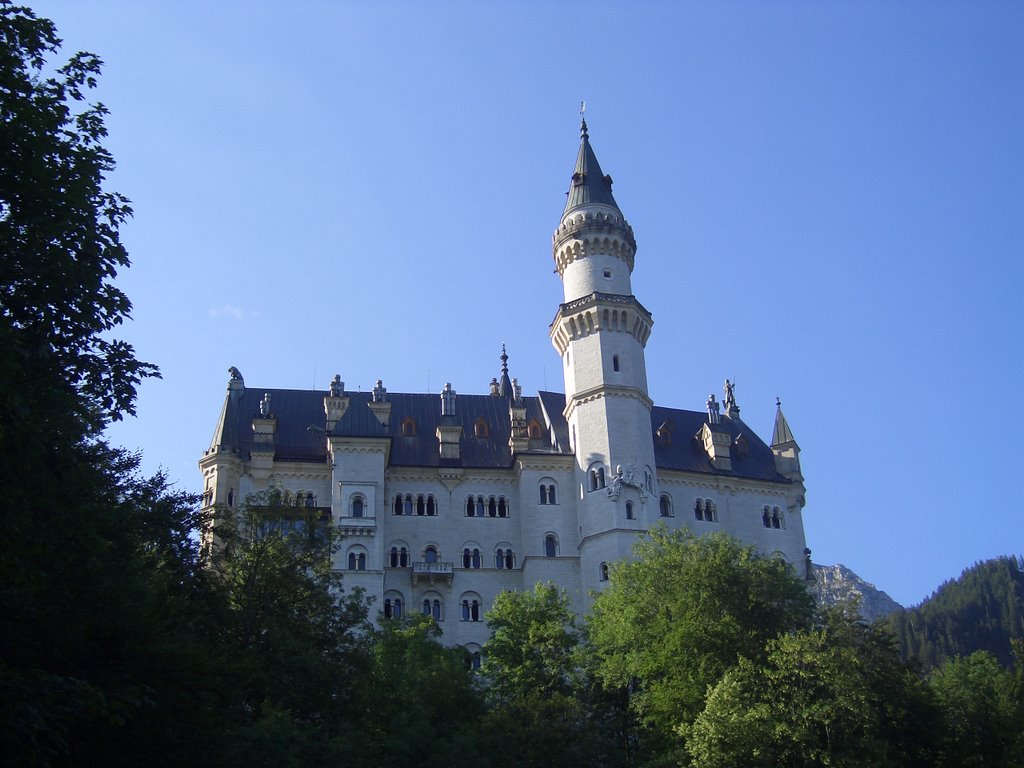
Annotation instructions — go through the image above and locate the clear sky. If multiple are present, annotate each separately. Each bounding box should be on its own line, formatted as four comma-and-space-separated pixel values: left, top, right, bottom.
31, 1, 1023, 607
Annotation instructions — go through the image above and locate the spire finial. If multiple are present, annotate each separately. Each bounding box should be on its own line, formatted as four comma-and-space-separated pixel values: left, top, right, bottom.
498, 343, 513, 397
579, 100, 588, 139
776, 396, 782, 408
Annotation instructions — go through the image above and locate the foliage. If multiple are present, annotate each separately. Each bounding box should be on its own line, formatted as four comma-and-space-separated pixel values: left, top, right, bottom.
686, 607, 939, 768
482, 582, 579, 703
929, 650, 1024, 768
885, 556, 1024, 669
0, 2, 157, 434
365, 613, 487, 768
587, 527, 816, 761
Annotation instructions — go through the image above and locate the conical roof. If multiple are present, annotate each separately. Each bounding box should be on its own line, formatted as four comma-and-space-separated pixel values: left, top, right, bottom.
563, 117, 621, 216
771, 400, 797, 447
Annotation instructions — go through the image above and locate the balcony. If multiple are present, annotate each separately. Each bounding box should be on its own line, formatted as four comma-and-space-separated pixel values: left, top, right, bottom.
412, 561, 454, 585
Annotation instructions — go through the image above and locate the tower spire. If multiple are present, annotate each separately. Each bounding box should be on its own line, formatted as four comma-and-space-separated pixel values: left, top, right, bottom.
563, 110, 621, 217
498, 343, 513, 397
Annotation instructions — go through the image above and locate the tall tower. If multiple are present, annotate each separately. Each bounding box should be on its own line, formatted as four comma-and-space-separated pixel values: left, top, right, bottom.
549, 116, 657, 592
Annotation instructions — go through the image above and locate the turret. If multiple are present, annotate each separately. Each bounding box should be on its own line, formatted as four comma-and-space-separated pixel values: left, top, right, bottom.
771, 398, 803, 482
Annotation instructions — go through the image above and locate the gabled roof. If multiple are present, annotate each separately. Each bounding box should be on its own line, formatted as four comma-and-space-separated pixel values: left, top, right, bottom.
563, 118, 621, 216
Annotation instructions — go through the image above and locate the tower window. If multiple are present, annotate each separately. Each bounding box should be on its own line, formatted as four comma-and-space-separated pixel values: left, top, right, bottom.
625, 501, 635, 520
603, 269, 612, 279
599, 562, 609, 582
612, 354, 620, 372
544, 534, 558, 557
351, 497, 364, 517
659, 494, 673, 518
588, 464, 606, 492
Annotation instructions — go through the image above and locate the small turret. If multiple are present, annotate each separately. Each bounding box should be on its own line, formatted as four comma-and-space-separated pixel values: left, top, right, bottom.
771, 398, 803, 481
324, 374, 349, 431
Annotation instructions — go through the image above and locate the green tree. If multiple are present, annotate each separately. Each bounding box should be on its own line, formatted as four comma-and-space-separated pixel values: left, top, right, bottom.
587, 528, 816, 763
207, 492, 371, 756
479, 583, 622, 768
364, 613, 487, 768
929, 651, 1024, 768
687, 607, 939, 768
483, 583, 579, 703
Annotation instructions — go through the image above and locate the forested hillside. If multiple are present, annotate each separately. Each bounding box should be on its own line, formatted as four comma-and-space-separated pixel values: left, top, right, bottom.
885, 556, 1024, 669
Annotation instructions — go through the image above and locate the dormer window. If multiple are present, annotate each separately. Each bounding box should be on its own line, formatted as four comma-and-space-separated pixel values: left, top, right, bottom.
527, 419, 543, 440
603, 269, 612, 279
401, 417, 416, 437
474, 418, 489, 438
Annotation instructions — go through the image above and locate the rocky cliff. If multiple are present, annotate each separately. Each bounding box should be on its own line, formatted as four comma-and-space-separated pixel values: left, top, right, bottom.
813, 563, 903, 622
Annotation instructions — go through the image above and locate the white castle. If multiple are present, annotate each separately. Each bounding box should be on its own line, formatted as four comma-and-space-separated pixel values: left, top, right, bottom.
200, 117, 809, 662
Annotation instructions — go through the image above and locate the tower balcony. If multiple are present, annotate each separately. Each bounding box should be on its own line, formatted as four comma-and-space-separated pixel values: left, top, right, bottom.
412, 561, 454, 586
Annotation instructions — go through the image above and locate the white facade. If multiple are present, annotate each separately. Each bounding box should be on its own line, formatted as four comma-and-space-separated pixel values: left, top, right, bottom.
199, 120, 810, 650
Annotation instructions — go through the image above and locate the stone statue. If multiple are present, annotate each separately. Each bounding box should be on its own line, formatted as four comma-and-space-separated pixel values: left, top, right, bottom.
228, 365, 243, 381
724, 378, 735, 408
259, 392, 271, 417
441, 382, 456, 416
329, 374, 344, 397
706, 393, 720, 424
372, 379, 387, 403
607, 462, 647, 499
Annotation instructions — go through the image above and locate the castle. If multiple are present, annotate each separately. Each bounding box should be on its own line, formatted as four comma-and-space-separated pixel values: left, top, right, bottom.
200, 118, 809, 661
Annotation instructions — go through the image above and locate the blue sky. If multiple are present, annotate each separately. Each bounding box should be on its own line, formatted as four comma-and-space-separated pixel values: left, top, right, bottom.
33, 1, 1023, 607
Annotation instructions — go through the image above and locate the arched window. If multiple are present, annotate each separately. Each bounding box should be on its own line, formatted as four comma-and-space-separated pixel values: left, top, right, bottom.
772, 507, 784, 529
588, 463, 606, 492
347, 548, 367, 571
540, 481, 557, 505
400, 547, 408, 567
495, 547, 515, 569
476, 496, 485, 517
352, 497, 364, 517
421, 597, 442, 620
498, 497, 508, 517
461, 546, 481, 569
645, 469, 653, 493
426, 495, 436, 516
599, 562, 609, 581
540, 485, 548, 504
401, 417, 416, 436
390, 546, 398, 567
705, 500, 717, 522
227, 489, 234, 507
488, 496, 497, 517
470, 650, 482, 670
474, 418, 489, 438
424, 545, 439, 564
763, 506, 772, 528
404, 495, 413, 515
460, 593, 482, 622
528, 419, 543, 440
659, 494, 673, 517
466, 496, 475, 516
394, 496, 403, 515
383, 597, 403, 619
694, 499, 705, 521
626, 501, 635, 520
305, 492, 316, 508
416, 495, 426, 516
544, 534, 558, 557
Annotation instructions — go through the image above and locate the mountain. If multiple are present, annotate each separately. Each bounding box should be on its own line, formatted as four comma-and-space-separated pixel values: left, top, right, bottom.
812, 563, 903, 623
883, 556, 1024, 669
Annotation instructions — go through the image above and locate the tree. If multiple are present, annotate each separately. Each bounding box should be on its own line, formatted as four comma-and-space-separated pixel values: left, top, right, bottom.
479, 584, 621, 768
586, 528, 816, 762
364, 613, 487, 768
687, 607, 939, 768
483, 583, 579, 703
0, 2, 157, 435
929, 651, 1024, 768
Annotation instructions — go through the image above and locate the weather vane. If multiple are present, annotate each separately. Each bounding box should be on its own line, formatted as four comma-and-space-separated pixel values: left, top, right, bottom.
580, 100, 586, 117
